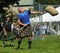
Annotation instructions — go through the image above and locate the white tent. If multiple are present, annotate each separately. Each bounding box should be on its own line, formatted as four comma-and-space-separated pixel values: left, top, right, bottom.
31, 7, 60, 22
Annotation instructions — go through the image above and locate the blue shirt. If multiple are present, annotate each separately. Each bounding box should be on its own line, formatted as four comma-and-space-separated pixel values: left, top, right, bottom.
17, 10, 30, 24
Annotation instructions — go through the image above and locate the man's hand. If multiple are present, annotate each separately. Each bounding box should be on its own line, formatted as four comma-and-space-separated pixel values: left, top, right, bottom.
4, 32, 7, 36
16, 28, 19, 30
23, 24, 27, 27
17, 20, 28, 26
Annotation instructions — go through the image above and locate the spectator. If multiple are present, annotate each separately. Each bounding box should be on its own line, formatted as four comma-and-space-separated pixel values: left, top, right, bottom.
3, 17, 14, 47
40, 23, 47, 39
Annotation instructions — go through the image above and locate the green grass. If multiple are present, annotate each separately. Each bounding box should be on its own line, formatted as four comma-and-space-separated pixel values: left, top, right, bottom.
0, 35, 60, 53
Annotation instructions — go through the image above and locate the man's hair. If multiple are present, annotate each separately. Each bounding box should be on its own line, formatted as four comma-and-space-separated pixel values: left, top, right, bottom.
18, 7, 24, 13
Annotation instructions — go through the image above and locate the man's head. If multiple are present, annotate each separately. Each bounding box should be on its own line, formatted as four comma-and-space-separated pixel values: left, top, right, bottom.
6, 17, 10, 22
18, 7, 24, 13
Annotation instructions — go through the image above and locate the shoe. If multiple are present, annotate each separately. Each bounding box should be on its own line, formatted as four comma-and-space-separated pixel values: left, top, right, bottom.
10, 44, 13, 47
28, 46, 31, 49
10, 43, 13, 47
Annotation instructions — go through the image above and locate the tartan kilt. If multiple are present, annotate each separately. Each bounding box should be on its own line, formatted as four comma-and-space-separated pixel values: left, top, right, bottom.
19, 24, 32, 37
0, 32, 15, 41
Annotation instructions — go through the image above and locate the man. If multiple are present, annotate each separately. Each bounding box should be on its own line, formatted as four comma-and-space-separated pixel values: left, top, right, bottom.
3, 17, 14, 47
17, 7, 43, 49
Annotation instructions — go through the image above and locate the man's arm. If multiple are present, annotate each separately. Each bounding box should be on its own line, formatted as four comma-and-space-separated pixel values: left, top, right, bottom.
3, 27, 7, 36
17, 20, 27, 26
31, 11, 43, 14
28, 10, 44, 14
3, 22, 7, 36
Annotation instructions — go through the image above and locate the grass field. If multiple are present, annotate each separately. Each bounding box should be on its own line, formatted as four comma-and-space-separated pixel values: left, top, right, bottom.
0, 35, 60, 53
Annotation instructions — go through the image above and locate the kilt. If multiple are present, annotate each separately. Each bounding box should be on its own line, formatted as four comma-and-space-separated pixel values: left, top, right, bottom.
0, 32, 15, 41
19, 24, 32, 37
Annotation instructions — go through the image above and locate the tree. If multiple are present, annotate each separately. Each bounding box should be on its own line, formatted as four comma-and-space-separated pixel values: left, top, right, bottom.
34, 0, 60, 5
0, 0, 19, 21
34, 0, 60, 11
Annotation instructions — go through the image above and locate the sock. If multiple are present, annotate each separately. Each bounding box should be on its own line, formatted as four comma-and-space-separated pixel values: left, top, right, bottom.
28, 41, 32, 48
3, 40, 7, 47
10, 39, 14, 46
17, 38, 22, 48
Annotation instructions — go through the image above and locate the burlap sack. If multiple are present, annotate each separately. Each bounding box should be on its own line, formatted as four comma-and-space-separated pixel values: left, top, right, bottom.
45, 6, 58, 16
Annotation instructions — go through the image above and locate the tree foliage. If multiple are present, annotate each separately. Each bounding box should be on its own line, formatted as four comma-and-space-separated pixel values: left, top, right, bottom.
0, 0, 19, 21
34, 0, 60, 5
0, 0, 19, 12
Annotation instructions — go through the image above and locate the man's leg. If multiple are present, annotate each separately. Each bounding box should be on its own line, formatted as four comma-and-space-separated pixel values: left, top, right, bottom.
3, 41, 7, 47
3, 36, 7, 47
10, 39, 14, 46
17, 37, 22, 49
28, 36, 32, 49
